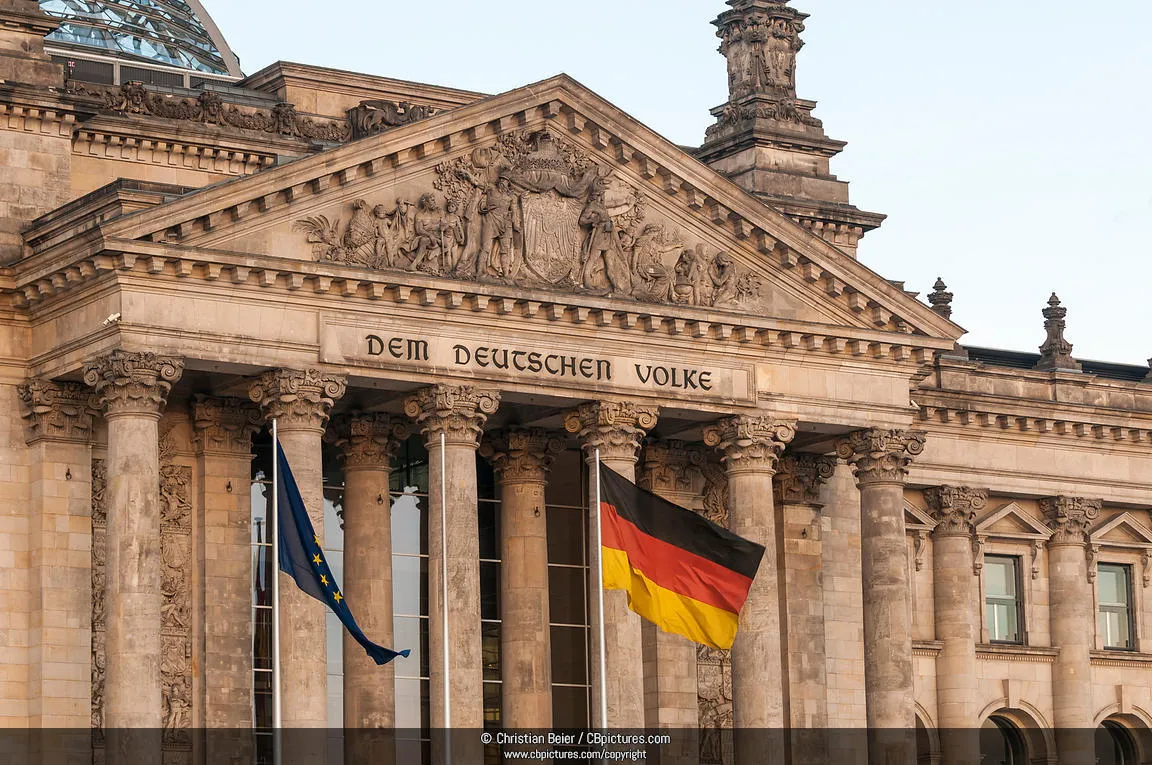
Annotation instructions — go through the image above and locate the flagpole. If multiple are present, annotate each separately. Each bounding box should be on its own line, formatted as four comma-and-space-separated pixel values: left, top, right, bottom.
593, 448, 608, 730
441, 431, 452, 764
271, 419, 282, 765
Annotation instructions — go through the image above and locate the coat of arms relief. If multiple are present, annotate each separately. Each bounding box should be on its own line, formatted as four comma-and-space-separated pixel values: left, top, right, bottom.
294, 129, 765, 310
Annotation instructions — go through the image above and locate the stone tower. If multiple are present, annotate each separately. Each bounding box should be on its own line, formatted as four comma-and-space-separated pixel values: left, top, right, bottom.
696, 0, 884, 258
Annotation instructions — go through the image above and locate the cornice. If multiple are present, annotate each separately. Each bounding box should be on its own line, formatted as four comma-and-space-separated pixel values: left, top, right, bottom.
238, 61, 485, 110
975, 644, 1059, 663
916, 400, 1152, 449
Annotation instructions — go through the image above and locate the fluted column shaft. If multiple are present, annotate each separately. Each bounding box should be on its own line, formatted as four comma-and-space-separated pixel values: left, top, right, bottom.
249, 368, 346, 763
484, 428, 564, 728
926, 486, 988, 765
1043, 496, 1101, 765
83, 350, 183, 763
565, 401, 659, 729
405, 384, 500, 736
837, 429, 925, 765
704, 415, 796, 765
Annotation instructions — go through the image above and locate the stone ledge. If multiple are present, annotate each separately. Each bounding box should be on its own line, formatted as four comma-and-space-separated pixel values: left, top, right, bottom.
976, 643, 1059, 663
912, 640, 943, 657
1089, 649, 1152, 668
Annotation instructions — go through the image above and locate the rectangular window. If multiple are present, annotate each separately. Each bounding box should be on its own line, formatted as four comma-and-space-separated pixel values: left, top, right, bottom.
985, 556, 1024, 644
1099, 564, 1135, 650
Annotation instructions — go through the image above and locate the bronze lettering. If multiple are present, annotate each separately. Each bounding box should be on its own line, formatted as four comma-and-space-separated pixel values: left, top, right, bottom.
528, 352, 542, 373
454, 345, 471, 365
366, 335, 385, 356
635, 364, 653, 383
512, 351, 528, 371
579, 358, 594, 378
700, 371, 713, 391
492, 349, 509, 370
407, 338, 429, 361
560, 356, 577, 377
597, 360, 612, 381
388, 337, 404, 358
544, 355, 559, 374
475, 347, 490, 367
653, 367, 670, 386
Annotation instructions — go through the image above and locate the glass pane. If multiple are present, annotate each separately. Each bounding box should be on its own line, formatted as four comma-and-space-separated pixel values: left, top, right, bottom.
550, 626, 588, 685
393, 616, 429, 679
394, 677, 429, 732
391, 491, 426, 556
479, 499, 500, 561
253, 608, 272, 670
252, 546, 273, 607
549, 566, 587, 625
1103, 609, 1131, 649
393, 555, 428, 617
984, 557, 1015, 597
1099, 566, 1128, 606
483, 681, 501, 729
482, 621, 500, 682
545, 449, 584, 508
480, 562, 500, 621
552, 685, 590, 729
254, 671, 272, 729
251, 482, 270, 543
548, 506, 585, 566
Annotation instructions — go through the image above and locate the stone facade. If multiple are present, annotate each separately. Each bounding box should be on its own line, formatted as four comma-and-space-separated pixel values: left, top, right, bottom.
2, 2, 1152, 764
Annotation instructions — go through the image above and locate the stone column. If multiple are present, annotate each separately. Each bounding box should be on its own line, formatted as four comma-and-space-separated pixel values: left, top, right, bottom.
1041, 496, 1101, 765
483, 428, 564, 729
404, 385, 500, 737
773, 453, 837, 765
191, 396, 262, 761
703, 415, 795, 765
248, 369, 346, 757
836, 428, 926, 765
83, 350, 183, 763
17, 380, 98, 738
328, 413, 409, 763
924, 486, 988, 765
564, 401, 659, 729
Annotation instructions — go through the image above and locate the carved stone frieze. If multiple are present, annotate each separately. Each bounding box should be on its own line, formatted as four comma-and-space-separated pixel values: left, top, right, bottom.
924, 485, 989, 537
159, 433, 193, 751
293, 129, 765, 310
191, 395, 262, 455
697, 643, 733, 763
835, 428, 926, 486
482, 428, 565, 484
91, 459, 107, 746
247, 368, 347, 432
1041, 496, 1102, 547
700, 457, 730, 528
17, 379, 99, 444
563, 401, 659, 464
772, 453, 836, 505
716, 0, 807, 101
702, 415, 797, 473
403, 384, 500, 448
639, 439, 708, 498
347, 99, 438, 139
83, 350, 184, 417
67, 80, 351, 142
1035, 293, 1081, 372
326, 413, 410, 469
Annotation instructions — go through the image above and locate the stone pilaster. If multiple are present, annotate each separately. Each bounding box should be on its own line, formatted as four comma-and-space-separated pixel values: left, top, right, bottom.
1042, 495, 1102, 765
191, 396, 261, 761
564, 401, 659, 729
836, 428, 925, 765
773, 453, 835, 765
483, 428, 564, 729
638, 440, 705, 739
329, 413, 408, 765
924, 485, 988, 765
17, 380, 97, 737
248, 369, 345, 759
404, 385, 500, 738
703, 415, 795, 765
83, 350, 183, 763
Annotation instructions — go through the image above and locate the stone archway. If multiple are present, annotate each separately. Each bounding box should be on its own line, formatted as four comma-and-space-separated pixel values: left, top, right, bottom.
1095, 714, 1152, 765
977, 704, 1056, 765
915, 706, 941, 765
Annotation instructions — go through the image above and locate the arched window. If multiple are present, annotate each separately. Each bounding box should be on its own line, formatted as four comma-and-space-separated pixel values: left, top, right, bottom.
980, 716, 1027, 765
1096, 721, 1138, 765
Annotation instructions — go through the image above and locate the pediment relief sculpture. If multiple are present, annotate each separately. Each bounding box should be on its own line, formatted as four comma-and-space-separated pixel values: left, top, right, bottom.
293, 129, 766, 310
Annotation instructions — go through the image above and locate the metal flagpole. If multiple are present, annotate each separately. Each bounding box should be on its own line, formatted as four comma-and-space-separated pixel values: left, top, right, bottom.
271, 419, 282, 765
441, 431, 452, 764
593, 448, 608, 730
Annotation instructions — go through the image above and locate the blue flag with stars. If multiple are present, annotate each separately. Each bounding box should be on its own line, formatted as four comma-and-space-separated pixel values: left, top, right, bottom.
275, 440, 410, 666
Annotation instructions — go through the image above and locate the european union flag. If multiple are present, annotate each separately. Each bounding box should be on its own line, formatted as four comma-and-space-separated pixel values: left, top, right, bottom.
275, 440, 410, 665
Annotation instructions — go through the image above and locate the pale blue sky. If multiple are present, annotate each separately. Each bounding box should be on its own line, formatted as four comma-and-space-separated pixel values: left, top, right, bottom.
207, 1, 1152, 365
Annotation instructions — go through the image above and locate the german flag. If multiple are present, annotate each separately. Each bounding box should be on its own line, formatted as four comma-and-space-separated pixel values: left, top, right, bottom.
598, 464, 764, 650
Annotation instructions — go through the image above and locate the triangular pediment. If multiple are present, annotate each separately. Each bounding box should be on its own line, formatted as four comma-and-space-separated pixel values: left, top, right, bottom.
975, 502, 1052, 540
83, 75, 961, 344
905, 501, 937, 531
1090, 513, 1152, 549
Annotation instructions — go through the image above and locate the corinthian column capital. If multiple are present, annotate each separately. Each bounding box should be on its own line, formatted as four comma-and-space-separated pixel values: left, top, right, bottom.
702, 414, 796, 474
1041, 496, 1102, 546
924, 485, 989, 537
404, 384, 500, 448
482, 428, 565, 484
773, 453, 837, 505
638, 439, 707, 496
192, 395, 262, 456
836, 428, 926, 486
247, 368, 347, 432
82, 350, 184, 418
17, 379, 99, 444
563, 400, 659, 465
327, 413, 409, 470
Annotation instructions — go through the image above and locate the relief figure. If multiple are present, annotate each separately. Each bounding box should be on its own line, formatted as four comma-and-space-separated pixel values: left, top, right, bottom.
408, 194, 447, 275
479, 178, 520, 280
579, 184, 631, 297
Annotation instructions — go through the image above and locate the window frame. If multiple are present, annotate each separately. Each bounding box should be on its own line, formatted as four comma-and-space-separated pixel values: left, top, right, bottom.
1097, 562, 1136, 652
984, 554, 1026, 645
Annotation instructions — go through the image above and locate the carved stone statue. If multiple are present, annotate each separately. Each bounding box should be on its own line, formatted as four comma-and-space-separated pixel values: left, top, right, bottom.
408, 193, 447, 274
579, 183, 631, 296
710, 252, 739, 306
479, 177, 520, 280
672, 246, 707, 306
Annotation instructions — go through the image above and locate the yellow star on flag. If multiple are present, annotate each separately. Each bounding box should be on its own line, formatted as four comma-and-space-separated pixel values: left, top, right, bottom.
313, 553, 322, 565
320, 575, 328, 586
313, 535, 320, 546
333, 591, 343, 603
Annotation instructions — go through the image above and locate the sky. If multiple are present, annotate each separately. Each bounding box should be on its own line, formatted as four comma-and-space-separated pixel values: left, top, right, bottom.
206, 0, 1152, 365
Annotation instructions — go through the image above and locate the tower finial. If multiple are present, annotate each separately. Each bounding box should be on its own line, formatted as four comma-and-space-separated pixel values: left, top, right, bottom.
928, 278, 953, 320
1034, 293, 1081, 372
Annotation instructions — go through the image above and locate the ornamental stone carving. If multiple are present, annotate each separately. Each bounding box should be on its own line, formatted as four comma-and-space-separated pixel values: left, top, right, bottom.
91, 459, 107, 746
191, 395, 262, 455
1041, 496, 1103, 546
697, 644, 734, 762
326, 413, 410, 469
347, 99, 438, 140
403, 385, 501, 447
247, 368, 347, 431
702, 415, 797, 473
1035, 293, 1082, 372
159, 435, 193, 752
17, 379, 99, 444
716, 0, 807, 101
700, 457, 730, 528
563, 401, 660, 464
772, 453, 836, 505
835, 428, 926, 486
925, 485, 989, 537
83, 350, 184, 417
639, 439, 707, 498
482, 428, 566, 484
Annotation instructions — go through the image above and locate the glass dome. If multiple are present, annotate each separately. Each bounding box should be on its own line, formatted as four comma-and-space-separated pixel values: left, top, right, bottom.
40, 0, 241, 76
